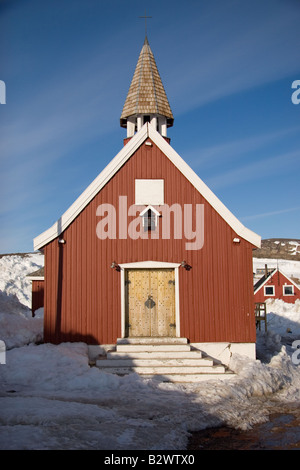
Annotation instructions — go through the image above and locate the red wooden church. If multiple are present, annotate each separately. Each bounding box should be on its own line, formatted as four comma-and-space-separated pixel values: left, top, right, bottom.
34, 37, 261, 361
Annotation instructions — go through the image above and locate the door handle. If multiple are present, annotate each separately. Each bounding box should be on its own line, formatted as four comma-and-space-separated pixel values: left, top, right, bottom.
145, 295, 156, 309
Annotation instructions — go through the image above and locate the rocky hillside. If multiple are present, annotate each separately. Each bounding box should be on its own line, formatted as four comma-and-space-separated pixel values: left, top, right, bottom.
253, 239, 300, 261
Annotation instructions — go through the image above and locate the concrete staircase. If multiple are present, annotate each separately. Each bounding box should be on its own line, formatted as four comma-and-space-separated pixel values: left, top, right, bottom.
96, 337, 234, 383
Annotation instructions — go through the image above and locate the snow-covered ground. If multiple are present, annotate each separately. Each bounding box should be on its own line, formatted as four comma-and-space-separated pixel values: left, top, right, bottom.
0, 253, 300, 450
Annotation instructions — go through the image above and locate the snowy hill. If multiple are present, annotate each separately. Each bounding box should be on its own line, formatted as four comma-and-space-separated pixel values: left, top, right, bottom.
253, 238, 300, 285
253, 238, 300, 261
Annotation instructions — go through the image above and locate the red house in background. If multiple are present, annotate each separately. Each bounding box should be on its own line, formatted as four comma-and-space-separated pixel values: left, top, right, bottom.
33, 37, 261, 362
27, 267, 44, 316
254, 267, 300, 304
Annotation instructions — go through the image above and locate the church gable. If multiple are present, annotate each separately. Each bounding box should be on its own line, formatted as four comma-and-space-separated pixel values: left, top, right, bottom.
34, 124, 260, 250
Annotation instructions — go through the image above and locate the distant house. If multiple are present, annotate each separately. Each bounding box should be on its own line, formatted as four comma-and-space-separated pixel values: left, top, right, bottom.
254, 267, 300, 304
27, 267, 44, 316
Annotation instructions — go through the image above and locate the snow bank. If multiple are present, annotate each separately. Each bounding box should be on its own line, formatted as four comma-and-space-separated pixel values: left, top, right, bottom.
0, 253, 43, 308
265, 298, 300, 336
0, 292, 43, 349
0, 253, 44, 349
0, 342, 122, 394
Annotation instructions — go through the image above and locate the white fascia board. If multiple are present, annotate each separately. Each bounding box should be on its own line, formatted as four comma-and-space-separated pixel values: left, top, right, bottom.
27, 276, 45, 281
148, 125, 261, 248
34, 125, 149, 250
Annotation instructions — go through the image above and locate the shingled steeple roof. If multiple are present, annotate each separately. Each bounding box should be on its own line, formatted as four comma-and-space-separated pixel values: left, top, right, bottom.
120, 37, 174, 129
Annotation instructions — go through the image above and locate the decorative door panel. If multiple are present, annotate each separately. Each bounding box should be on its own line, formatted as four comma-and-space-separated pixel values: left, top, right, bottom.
125, 269, 175, 337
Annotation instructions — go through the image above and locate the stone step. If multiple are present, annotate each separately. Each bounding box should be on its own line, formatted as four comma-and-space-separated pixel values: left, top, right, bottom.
96, 365, 226, 375
107, 351, 203, 360
116, 337, 188, 345
97, 358, 214, 368
95, 337, 234, 382
142, 372, 235, 383
116, 344, 191, 353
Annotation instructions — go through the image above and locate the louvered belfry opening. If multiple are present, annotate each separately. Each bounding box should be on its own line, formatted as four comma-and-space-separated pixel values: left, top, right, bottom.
144, 208, 156, 231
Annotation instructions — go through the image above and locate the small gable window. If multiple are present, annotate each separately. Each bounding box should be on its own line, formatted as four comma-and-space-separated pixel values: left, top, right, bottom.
140, 205, 160, 231
283, 285, 294, 296
264, 285, 275, 296
144, 209, 156, 231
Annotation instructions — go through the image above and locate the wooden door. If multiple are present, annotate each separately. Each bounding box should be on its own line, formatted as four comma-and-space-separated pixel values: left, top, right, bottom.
125, 269, 176, 337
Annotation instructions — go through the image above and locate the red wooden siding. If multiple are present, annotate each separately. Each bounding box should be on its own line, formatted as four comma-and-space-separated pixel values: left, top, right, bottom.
44, 139, 256, 345
32, 280, 44, 316
255, 271, 300, 304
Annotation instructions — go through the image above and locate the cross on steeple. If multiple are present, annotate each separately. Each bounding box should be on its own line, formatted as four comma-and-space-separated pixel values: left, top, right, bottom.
139, 10, 152, 37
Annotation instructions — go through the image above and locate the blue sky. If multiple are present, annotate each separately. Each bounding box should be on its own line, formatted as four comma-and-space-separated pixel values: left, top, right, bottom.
1, 0, 300, 253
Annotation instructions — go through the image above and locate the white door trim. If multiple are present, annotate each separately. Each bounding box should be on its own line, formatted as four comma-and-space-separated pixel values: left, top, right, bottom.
119, 261, 181, 338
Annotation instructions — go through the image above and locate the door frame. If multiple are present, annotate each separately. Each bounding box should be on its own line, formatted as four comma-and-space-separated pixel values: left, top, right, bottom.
119, 261, 181, 338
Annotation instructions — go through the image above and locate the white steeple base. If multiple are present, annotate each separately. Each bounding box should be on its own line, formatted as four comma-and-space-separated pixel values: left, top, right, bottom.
126, 114, 168, 138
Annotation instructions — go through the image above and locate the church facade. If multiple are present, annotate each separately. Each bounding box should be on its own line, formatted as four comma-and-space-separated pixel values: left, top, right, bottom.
34, 37, 261, 359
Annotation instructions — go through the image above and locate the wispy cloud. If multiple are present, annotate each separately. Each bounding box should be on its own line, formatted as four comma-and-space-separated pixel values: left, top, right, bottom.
185, 125, 300, 170
241, 206, 300, 222
205, 149, 300, 190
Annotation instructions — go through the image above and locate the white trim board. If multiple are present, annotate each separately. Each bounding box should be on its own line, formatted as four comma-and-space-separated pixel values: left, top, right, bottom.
34, 123, 261, 250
